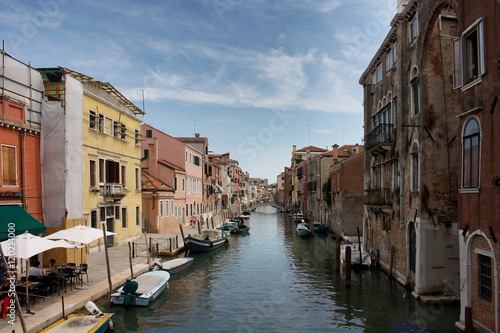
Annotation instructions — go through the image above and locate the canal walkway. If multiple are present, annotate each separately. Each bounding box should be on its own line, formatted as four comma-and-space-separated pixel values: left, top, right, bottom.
1, 217, 225, 333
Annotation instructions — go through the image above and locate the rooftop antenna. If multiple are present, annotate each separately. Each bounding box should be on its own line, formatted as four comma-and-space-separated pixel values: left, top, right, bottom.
343, 128, 345, 145
140, 89, 145, 112
308, 119, 311, 146
194, 119, 197, 136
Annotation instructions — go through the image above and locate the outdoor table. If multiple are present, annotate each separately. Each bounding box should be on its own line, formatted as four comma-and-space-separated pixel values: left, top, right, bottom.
16, 281, 45, 306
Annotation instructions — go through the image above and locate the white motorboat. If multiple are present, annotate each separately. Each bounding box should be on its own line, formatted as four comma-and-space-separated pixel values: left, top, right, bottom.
296, 223, 312, 237
110, 270, 170, 306
153, 257, 194, 274
340, 237, 371, 267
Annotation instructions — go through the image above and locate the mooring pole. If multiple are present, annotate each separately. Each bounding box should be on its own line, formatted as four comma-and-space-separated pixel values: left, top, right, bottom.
102, 223, 113, 300
335, 237, 341, 272
128, 242, 134, 279
345, 246, 351, 288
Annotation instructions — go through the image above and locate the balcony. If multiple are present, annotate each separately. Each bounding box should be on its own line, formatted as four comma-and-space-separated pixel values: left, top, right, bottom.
364, 188, 394, 212
100, 183, 125, 200
365, 124, 393, 154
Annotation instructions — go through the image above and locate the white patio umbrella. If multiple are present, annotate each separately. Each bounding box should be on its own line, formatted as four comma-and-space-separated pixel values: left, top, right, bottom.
0, 232, 75, 313
45, 225, 117, 285
45, 224, 117, 244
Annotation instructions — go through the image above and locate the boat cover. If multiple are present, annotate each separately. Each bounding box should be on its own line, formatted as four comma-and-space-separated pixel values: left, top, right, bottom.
133, 273, 167, 295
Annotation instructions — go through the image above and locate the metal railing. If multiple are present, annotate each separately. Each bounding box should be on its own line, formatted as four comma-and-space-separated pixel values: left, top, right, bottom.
365, 124, 393, 151
364, 188, 394, 206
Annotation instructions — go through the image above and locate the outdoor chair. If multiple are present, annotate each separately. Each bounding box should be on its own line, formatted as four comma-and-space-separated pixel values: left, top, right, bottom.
81, 264, 88, 283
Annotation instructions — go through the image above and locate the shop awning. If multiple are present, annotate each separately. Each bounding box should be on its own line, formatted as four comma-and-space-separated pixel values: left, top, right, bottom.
0, 205, 47, 240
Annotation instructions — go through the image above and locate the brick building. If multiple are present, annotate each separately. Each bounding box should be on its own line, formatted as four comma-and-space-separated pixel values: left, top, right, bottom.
455, 1, 500, 331
359, 0, 461, 296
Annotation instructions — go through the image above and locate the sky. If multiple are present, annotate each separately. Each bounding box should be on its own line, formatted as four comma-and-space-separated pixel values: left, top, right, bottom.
1, 0, 397, 182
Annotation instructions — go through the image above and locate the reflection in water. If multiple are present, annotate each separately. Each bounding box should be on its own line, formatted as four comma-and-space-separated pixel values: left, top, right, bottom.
94, 205, 459, 332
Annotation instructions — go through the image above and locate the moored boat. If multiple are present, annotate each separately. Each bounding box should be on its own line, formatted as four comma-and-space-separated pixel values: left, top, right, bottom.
41, 302, 114, 333
231, 223, 250, 234
110, 270, 170, 306
340, 237, 371, 268
153, 257, 194, 274
184, 229, 230, 253
296, 223, 311, 237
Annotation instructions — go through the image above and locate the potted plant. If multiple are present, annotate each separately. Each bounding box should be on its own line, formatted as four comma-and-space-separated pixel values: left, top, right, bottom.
491, 173, 500, 187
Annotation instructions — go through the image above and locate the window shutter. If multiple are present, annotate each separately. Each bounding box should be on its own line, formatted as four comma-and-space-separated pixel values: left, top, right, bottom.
478, 20, 485, 76
453, 38, 463, 88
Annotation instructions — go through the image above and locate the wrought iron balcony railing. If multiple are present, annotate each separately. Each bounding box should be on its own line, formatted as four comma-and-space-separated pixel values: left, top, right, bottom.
364, 188, 394, 206
365, 124, 393, 152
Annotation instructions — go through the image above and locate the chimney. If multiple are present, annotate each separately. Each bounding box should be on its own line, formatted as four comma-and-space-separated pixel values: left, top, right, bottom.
292, 145, 296, 153
149, 137, 159, 178
332, 144, 339, 162
195, 133, 200, 138
397, 0, 409, 13
306, 150, 311, 159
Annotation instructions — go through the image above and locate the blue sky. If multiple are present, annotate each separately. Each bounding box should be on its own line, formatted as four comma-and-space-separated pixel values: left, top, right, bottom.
1, 0, 396, 181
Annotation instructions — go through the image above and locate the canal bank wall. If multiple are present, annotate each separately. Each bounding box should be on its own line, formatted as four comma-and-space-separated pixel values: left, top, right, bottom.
3, 217, 227, 333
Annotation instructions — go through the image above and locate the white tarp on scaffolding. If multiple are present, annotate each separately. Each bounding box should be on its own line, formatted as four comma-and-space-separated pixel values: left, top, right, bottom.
41, 74, 83, 228
0, 52, 43, 128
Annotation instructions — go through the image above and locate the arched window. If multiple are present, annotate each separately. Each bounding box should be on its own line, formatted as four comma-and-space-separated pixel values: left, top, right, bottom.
410, 67, 419, 116
462, 118, 480, 188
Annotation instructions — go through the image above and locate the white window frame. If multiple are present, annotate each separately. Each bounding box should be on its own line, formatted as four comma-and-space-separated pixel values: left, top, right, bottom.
89, 159, 97, 188
410, 67, 420, 117
171, 200, 174, 217
453, 18, 485, 89
165, 200, 169, 217
135, 167, 140, 190
411, 143, 420, 192
409, 16, 418, 42
89, 109, 97, 131
160, 200, 164, 218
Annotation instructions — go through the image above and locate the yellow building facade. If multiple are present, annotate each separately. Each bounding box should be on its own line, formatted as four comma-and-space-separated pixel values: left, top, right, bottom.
78, 72, 145, 246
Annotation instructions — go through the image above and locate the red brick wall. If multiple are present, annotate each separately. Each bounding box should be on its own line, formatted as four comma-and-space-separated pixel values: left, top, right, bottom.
470, 235, 496, 332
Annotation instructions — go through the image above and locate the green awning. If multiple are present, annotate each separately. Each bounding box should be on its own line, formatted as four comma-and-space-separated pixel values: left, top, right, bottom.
0, 205, 47, 240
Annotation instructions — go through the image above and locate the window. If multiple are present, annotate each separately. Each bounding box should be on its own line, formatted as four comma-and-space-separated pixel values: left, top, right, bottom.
136, 206, 140, 226
182, 178, 185, 192
410, 68, 420, 116
171, 200, 174, 217
135, 129, 140, 145
115, 206, 120, 220
98, 114, 105, 133
121, 165, 127, 188
411, 143, 420, 191
146, 129, 152, 138
160, 200, 164, 218
121, 123, 126, 140
90, 160, 97, 187
175, 176, 178, 191
193, 155, 200, 166
165, 200, 169, 217
113, 120, 120, 138
135, 168, 140, 190
185, 151, 188, 162
462, 118, 480, 188
100, 207, 106, 222
89, 110, 97, 130
144, 149, 149, 159
453, 19, 485, 88
479, 254, 492, 300
409, 16, 418, 41
1, 145, 17, 186
386, 47, 394, 71
99, 159, 105, 183
122, 207, 127, 228
91, 210, 97, 229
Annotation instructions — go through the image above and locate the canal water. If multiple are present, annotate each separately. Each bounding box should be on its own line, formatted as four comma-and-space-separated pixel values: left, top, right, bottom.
95, 205, 459, 332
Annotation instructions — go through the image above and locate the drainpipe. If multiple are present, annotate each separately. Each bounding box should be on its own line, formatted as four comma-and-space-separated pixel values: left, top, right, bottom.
20, 129, 25, 209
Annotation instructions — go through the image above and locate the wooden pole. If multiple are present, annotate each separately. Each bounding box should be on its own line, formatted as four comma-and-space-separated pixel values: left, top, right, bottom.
0, 247, 27, 332
465, 306, 473, 333
102, 223, 113, 299
345, 246, 351, 288
62, 295, 66, 320
179, 224, 186, 244
335, 237, 341, 272
144, 233, 150, 266
128, 242, 134, 280
357, 227, 362, 266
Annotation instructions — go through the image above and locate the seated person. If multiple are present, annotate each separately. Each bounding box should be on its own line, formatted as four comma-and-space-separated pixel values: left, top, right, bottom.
28, 261, 43, 280
0, 274, 12, 319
